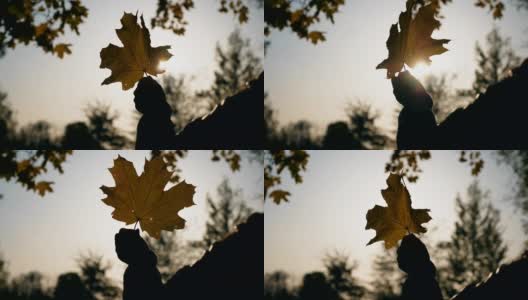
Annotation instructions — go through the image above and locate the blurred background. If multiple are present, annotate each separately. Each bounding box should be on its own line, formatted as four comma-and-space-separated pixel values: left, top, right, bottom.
0, 0, 264, 149
264, 0, 528, 149
0, 150, 263, 300
264, 150, 528, 300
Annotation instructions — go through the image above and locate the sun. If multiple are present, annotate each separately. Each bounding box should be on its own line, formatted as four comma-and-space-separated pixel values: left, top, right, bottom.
408, 61, 431, 79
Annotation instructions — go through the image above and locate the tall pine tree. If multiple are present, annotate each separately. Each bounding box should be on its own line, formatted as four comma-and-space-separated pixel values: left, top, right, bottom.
199, 29, 262, 110
200, 178, 253, 249
437, 180, 507, 298
459, 27, 520, 98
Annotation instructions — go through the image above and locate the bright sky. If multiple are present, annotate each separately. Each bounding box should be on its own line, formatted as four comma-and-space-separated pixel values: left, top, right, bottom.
264, 150, 526, 286
0, 0, 263, 134
0, 150, 263, 287
265, 0, 528, 133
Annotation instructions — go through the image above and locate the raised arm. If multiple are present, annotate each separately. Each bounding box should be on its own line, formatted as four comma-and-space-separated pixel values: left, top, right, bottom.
115, 229, 163, 300
392, 71, 438, 149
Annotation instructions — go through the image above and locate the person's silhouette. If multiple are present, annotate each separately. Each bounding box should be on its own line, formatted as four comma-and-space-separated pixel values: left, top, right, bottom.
392, 58, 528, 149
397, 234, 443, 300
133, 73, 263, 149
134, 76, 175, 150
115, 213, 263, 300
397, 234, 528, 300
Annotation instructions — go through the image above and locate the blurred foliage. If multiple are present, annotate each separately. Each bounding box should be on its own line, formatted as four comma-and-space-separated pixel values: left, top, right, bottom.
198, 178, 253, 249
436, 181, 507, 298
0, 0, 88, 58
385, 150, 483, 183
81, 102, 130, 149
0, 90, 130, 149
265, 252, 365, 300
76, 253, 121, 300
0, 150, 72, 197
54, 273, 91, 300
323, 251, 365, 299
0, 252, 120, 300
423, 73, 460, 123
151, 0, 259, 35
145, 231, 200, 283
0, 0, 262, 58
458, 27, 520, 98
264, 0, 517, 46
497, 151, 528, 233
264, 150, 309, 204
370, 247, 405, 300
197, 29, 262, 110
265, 100, 391, 149
264, 0, 345, 44
160, 74, 200, 132
152, 150, 244, 183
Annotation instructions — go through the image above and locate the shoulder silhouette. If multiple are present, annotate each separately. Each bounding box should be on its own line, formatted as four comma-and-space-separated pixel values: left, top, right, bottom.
451, 251, 528, 300
115, 213, 263, 300
133, 73, 263, 149
394, 58, 528, 149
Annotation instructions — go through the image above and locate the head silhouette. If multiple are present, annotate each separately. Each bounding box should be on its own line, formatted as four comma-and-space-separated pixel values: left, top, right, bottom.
397, 234, 436, 276
134, 76, 171, 117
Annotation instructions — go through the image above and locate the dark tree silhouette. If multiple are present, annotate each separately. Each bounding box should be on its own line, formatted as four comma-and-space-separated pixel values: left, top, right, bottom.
198, 29, 262, 110
0, 0, 88, 58
9, 271, 51, 300
423, 73, 459, 123
54, 273, 91, 300
199, 178, 253, 249
145, 231, 199, 283
498, 150, 528, 234
83, 102, 129, 149
437, 180, 507, 298
77, 253, 121, 300
459, 27, 520, 98
298, 272, 337, 300
370, 247, 405, 300
344, 101, 389, 149
0, 91, 16, 148
323, 251, 366, 299
160, 74, 199, 132
264, 271, 296, 300
279, 120, 318, 148
61, 122, 100, 149
15, 121, 58, 149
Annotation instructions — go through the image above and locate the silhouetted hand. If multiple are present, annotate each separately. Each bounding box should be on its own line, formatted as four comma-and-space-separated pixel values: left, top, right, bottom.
133, 76, 168, 115
392, 71, 433, 112
115, 228, 152, 266
397, 234, 443, 300
133, 76, 175, 149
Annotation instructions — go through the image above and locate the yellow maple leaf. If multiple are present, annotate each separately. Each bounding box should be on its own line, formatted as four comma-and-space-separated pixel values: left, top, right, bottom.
376, 0, 450, 78
100, 155, 195, 239
100, 12, 173, 90
365, 173, 431, 249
